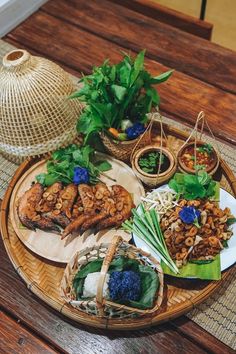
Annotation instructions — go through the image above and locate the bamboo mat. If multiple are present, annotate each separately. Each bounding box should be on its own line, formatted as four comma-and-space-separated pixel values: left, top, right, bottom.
0, 40, 235, 349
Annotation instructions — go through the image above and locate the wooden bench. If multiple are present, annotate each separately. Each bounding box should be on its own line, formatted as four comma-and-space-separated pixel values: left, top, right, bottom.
109, 0, 213, 40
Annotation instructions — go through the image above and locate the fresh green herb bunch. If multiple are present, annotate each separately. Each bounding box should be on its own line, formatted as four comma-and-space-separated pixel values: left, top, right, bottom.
138, 151, 165, 173
70, 50, 173, 142
36, 144, 111, 186
168, 171, 218, 200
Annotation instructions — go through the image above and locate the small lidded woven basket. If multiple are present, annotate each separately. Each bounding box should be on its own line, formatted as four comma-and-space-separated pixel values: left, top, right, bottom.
61, 236, 164, 318
0, 49, 81, 162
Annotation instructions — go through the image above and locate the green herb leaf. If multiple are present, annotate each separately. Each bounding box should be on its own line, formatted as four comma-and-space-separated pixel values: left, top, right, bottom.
130, 49, 145, 86
197, 144, 213, 155
150, 70, 173, 84
146, 87, 160, 106
222, 240, 229, 248
111, 84, 127, 101
138, 151, 165, 174
169, 172, 217, 200
44, 173, 60, 186
227, 217, 236, 226
35, 144, 112, 186
95, 160, 112, 172
36, 173, 46, 185
189, 259, 214, 265
193, 217, 201, 228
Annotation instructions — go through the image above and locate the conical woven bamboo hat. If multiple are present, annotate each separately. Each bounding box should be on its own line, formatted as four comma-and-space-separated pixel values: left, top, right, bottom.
0, 49, 81, 162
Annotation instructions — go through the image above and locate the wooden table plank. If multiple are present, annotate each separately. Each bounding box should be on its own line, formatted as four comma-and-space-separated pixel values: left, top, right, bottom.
108, 0, 213, 40
0, 235, 227, 354
5, 11, 236, 145
171, 317, 235, 354
42, 0, 236, 94
0, 310, 59, 354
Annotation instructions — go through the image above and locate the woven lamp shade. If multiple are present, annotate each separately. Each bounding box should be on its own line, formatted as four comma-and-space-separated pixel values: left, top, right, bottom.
0, 49, 81, 162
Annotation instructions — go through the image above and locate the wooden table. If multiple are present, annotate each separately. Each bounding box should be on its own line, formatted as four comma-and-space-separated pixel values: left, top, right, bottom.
1, 1, 236, 353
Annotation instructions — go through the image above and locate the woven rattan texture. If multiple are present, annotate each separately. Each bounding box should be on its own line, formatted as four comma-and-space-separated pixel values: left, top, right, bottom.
0, 43, 81, 160
61, 237, 163, 318
0, 40, 235, 348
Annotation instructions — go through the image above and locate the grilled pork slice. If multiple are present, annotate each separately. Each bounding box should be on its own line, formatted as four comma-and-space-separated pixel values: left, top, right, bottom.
71, 195, 83, 220
78, 184, 96, 214
35, 182, 62, 213
61, 214, 91, 239
80, 183, 115, 232
48, 184, 78, 228
62, 183, 114, 238
18, 183, 60, 233
96, 185, 135, 231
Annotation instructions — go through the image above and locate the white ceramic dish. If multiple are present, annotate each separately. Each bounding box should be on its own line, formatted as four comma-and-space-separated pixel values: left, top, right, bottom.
133, 185, 236, 274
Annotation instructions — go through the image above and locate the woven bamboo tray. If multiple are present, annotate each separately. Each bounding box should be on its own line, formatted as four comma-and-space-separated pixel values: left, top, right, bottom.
1, 122, 236, 330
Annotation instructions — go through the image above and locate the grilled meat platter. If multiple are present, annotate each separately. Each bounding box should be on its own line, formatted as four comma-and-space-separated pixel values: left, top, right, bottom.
17, 181, 134, 239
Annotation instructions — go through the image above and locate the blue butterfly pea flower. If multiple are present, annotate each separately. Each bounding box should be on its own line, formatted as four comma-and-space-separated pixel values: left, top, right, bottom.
179, 206, 201, 224
125, 122, 146, 140
73, 166, 90, 185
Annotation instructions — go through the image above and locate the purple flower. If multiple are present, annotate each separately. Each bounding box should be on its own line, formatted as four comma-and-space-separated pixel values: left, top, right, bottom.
73, 166, 89, 185
125, 122, 146, 140
179, 206, 201, 224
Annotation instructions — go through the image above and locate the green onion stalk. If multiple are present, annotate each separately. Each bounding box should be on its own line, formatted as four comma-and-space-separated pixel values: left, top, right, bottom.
123, 204, 179, 274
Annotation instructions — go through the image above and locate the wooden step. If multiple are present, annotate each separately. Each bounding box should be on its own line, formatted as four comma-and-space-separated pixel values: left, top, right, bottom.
108, 0, 213, 40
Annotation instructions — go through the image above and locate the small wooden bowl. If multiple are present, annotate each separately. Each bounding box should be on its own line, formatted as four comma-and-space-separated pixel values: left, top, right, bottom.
177, 141, 219, 175
131, 145, 177, 187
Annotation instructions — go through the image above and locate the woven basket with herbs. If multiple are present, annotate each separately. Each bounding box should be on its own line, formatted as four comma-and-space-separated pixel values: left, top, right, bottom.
70, 50, 172, 162
100, 129, 151, 162
61, 236, 164, 318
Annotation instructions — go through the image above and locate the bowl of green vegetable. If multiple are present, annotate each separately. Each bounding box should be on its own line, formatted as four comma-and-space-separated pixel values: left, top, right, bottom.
132, 145, 177, 187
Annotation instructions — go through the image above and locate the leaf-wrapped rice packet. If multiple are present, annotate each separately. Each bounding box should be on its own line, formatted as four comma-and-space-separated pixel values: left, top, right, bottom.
61, 236, 164, 318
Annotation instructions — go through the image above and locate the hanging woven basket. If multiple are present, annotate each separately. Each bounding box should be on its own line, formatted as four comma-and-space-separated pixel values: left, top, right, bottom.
0, 49, 82, 162
131, 112, 177, 187
132, 145, 177, 188
61, 235, 164, 319
176, 111, 220, 175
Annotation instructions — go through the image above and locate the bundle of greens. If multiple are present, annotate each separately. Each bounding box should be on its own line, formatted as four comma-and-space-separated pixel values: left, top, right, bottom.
123, 204, 179, 274
73, 256, 159, 309
168, 171, 219, 200
36, 144, 111, 186
70, 50, 173, 142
